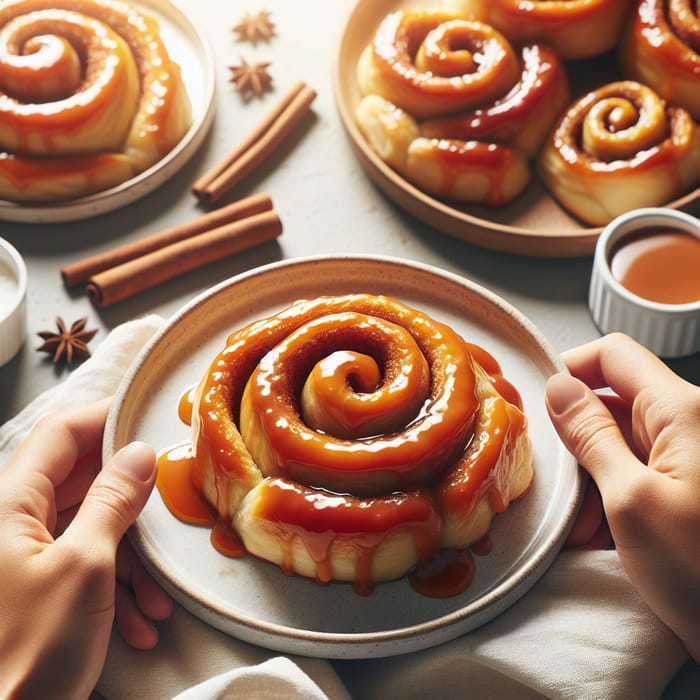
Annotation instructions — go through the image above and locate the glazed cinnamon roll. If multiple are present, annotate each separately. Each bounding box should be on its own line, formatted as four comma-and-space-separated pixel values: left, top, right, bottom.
620, 0, 700, 120
190, 294, 533, 593
446, 0, 633, 60
537, 81, 700, 226
0, 0, 192, 203
356, 11, 569, 206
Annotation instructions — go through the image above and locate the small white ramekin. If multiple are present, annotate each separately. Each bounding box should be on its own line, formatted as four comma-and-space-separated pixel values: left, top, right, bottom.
589, 207, 700, 358
0, 237, 27, 366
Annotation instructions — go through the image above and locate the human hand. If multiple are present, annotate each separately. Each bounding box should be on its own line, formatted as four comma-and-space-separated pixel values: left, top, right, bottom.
545, 333, 700, 660
0, 398, 172, 699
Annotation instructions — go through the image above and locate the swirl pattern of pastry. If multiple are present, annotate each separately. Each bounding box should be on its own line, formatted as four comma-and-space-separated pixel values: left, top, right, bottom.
358, 10, 522, 120
0, 0, 192, 203
620, 0, 700, 121
183, 294, 533, 595
445, 0, 633, 60
355, 10, 569, 206
537, 80, 700, 226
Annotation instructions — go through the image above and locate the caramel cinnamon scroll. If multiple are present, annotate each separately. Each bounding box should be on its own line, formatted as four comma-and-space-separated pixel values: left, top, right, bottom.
621, 0, 700, 120
0, 0, 192, 202
537, 81, 700, 226
190, 294, 533, 591
355, 13, 569, 206
446, 0, 633, 60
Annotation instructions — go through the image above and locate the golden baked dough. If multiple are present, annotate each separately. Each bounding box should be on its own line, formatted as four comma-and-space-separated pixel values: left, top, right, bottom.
355, 11, 569, 207
537, 81, 700, 226
620, 0, 700, 120
0, 0, 192, 202
446, 0, 633, 60
191, 294, 533, 591
356, 94, 530, 206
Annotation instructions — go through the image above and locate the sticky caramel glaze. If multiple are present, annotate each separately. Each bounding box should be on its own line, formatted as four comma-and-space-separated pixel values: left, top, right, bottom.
157, 442, 214, 526
193, 294, 479, 502
0, 31, 82, 103
464, 340, 523, 410
409, 547, 475, 598
0, 151, 133, 190
245, 478, 441, 593
156, 442, 247, 558
407, 137, 530, 207
297, 317, 430, 439
178, 385, 198, 427
620, 0, 700, 120
436, 395, 524, 519
421, 44, 570, 159
471, 534, 492, 556
210, 519, 246, 558
241, 310, 470, 495
361, 10, 520, 119
355, 92, 531, 207
551, 81, 670, 166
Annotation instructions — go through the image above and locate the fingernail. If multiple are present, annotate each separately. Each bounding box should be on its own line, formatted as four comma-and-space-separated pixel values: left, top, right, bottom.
112, 442, 156, 482
545, 373, 587, 416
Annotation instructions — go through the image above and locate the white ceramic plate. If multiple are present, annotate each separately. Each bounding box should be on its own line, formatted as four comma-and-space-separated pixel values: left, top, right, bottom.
0, 0, 215, 223
105, 255, 582, 659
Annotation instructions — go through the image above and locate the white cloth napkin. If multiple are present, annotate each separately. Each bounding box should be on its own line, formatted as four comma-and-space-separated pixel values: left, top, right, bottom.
0, 316, 691, 700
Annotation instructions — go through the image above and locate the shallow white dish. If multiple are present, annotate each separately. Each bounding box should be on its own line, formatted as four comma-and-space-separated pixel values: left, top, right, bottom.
105, 255, 582, 659
0, 0, 215, 224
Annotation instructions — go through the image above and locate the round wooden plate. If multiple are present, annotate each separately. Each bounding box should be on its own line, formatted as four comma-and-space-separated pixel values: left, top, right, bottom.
332, 0, 700, 257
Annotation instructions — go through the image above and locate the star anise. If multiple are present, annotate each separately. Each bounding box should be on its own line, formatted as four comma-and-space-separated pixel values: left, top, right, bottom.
37, 317, 98, 366
229, 57, 273, 97
233, 10, 275, 45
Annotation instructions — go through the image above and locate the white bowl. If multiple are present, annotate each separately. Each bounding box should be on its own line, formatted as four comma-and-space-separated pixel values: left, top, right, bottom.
0, 238, 27, 366
589, 208, 700, 358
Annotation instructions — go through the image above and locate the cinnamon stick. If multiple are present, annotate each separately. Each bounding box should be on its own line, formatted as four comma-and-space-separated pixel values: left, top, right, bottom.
61, 192, 273, 287
85, 209, 282, 307
192, 81, 317, 205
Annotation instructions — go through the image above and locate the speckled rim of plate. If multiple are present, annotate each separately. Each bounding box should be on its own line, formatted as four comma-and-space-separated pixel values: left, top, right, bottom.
0, 0, 215, 224
105, 255, 583, 660
332, 0, 700, 258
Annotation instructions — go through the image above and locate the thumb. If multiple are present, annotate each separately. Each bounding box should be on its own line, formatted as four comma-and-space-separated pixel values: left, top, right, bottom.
545, 373, 640, 492
66, 442, 156, 552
